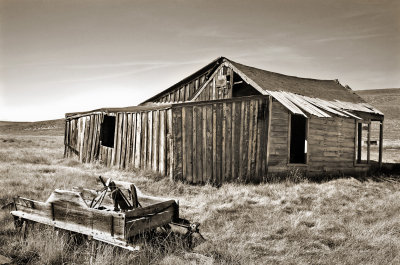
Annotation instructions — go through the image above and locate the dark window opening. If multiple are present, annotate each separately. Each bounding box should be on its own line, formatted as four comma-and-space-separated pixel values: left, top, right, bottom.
100, 115, 116, 148
232, 72, 262, 97
290, 115, 307, 164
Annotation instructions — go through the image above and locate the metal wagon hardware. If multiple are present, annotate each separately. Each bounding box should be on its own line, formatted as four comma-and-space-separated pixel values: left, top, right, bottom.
10, 177, 203, 251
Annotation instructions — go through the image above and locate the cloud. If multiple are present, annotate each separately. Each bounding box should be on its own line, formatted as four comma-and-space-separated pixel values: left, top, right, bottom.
40, 59, 212, 84
311, 33, 387, 43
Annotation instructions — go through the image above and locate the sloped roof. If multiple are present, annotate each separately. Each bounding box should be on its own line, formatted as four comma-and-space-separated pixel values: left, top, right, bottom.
228, 59, 366, 104
66, 56, 382, 119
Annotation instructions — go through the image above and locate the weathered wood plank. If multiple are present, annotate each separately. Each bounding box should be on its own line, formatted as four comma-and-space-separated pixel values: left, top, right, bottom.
181, 108, 187, 181
147, 111, 153, 169
192, 106, 197, 184
86, 115, 94, 163
247, 100, 254, 179
114, 114, 121, 166
152, 110, 159, 172
250, 101, 258, 179
195, 106, 203, 183
225, 102, 232, 182
215, 103, 223, 185
159, 110, 166, 175
167, 109, 174, 179
120, 113, 128, 168
129, 113, 136, 166
134, 113, 142, 168
222, 103, 226, 182
185, 106, 193, 183
255, 100, 262, 181
125, 113, 132, 168
206, 105, 213, 183
141, 112, 148, 169
238, 101, 245, 180
82, 117, 89, 162
173, 108, 183, 180
212, 104, 217, 183
202, 106, 207, 183
241, 101, 250, 181
126, 208, 175, 237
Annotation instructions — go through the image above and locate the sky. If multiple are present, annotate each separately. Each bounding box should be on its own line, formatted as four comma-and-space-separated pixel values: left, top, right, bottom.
0, 0, 399, 121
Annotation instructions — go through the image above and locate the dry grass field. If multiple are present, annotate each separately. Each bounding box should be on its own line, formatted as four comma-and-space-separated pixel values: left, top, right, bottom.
0, 89, 399, 264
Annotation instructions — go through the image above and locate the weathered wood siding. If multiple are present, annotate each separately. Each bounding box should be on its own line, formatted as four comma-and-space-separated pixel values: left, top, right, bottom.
107, 109, 173, 175
65, 108, 174, 177
154, 72, 210, 103
171, 96, 269, 184
267, 100, 289, 172
308, 116, 356, 173
65, 95, 365, 183
193, 66, 233, 102
266, 100, 360, 175
151, 65, 234, 104
65, 114, 102, 163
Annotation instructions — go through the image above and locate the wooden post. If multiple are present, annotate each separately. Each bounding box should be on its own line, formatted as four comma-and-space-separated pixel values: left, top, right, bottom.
64, 119, 68, 157
357, 122, 362, 164
379, 121, 383, 168
367, 122, 371, 164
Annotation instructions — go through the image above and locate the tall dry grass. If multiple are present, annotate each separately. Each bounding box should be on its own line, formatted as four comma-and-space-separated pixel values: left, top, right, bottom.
0, 132, 400, 264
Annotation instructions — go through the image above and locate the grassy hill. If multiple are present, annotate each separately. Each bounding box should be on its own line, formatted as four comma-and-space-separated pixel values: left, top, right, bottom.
356, 88, 400, 141
0, 119, 64, 136
356, 88, 400, 120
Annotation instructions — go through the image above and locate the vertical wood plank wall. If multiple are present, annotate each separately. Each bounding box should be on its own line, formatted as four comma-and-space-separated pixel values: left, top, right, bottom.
108, 109, 173, 175
171, 96, 269, 185
65, 114, 102, 162
65, 108, 174, 178
64, 96, 363, 183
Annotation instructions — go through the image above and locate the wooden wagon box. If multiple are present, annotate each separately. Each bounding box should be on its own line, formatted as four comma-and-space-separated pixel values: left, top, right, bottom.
11, 180, 179, 251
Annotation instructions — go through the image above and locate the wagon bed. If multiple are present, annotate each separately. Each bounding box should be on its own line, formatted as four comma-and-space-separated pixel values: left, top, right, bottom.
11, 179, 198, 251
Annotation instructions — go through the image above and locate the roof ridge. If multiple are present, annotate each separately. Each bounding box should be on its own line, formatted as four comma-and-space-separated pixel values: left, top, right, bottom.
226, 58, 338, 83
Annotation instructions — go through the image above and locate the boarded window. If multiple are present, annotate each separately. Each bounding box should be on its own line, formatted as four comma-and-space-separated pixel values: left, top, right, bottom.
100, 115, 116, 148
289, 115, 307, 164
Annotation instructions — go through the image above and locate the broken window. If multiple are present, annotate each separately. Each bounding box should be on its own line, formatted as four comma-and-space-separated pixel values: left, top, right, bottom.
232, 72, 261, 97
100, 115, 116, 148
289, 114, 307, 164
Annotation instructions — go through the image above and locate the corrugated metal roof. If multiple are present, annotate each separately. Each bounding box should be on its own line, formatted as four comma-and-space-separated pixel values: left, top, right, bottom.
229, 59, 366, 104
264, 90, 382, 119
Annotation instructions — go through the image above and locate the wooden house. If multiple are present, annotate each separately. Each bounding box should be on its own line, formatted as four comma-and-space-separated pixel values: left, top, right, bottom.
64, 57, 384, 184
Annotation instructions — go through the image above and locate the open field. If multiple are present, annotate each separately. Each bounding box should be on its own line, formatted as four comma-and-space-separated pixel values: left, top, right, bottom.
0, 89, 399, 264
0, 132, 399, 264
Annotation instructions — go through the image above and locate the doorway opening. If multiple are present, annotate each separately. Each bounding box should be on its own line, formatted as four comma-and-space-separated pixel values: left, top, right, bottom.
289, 115, 307, 164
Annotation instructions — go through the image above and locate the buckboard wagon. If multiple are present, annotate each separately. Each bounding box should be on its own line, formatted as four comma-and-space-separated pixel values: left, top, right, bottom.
10, 177, 203, 251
